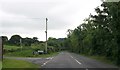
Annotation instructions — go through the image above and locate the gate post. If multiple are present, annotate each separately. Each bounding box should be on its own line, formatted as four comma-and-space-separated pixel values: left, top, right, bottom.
0, 37, 2, 61
0, 36, 2, 69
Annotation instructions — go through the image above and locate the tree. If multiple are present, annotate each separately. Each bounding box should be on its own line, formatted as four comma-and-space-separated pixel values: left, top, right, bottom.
64, 1, 120, 65
103, 2, 120, 65
33, 37, 38, 40
1, 36, 8, 44
32, 37, 39, 43
47, 37, 65, 51
9, 35, 22, 46
22, 37, 34, 46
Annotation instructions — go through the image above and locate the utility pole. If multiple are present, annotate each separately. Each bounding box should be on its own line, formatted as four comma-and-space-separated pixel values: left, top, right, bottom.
45, 18, 48, 54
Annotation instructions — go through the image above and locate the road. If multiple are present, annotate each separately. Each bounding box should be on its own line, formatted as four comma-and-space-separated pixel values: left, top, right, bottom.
41, 52, 118, 69
4, 52, 119, 70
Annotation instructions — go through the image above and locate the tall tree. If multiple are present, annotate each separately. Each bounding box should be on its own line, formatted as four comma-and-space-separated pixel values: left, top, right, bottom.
64, 1, 120, 65
9, 35, 22, 46
1, 36, 8, 44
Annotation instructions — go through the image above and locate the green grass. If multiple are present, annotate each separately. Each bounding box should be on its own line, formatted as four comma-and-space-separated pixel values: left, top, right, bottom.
4, 45, 59, 58
2, 59, 39, 68
4, 45, 20, 50
5, 50, 59, 58
0, 61, 2, 70
90, 55, 113, 64
80, 54, 115, 66
4, 50, 34, 57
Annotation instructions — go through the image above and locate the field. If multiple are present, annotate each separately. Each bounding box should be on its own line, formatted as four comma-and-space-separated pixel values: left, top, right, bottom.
2, 44, 59, 69
3, 45, 21, 51
3, 44, 58, 58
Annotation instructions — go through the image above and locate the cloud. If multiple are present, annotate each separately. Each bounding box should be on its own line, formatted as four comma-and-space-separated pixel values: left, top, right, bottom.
0, 0, 102, 40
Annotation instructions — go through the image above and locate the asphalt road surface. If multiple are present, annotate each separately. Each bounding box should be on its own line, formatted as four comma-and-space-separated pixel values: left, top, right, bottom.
4, 52, 119, 70
41, 52, 118, 69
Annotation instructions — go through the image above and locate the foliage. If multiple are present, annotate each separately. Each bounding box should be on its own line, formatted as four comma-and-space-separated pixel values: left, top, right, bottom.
65, 2, 120, 65
4, 44, 57, 57
3, 45, 21, 54
8, 35, 22, 46
2, 35, 64, 55
31, 43, 45, 50
48, 37, 65, 51
1, 36, 8, 44
3, 34, 39, 46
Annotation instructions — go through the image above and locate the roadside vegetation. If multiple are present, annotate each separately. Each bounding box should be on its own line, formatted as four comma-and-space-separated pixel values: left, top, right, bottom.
4, 47, 59, 58
0, 61, 2, 70
2, 35, 64, 57
80, 54, 114, 66
2, 58, 39, 68
64, 2, 120, 66
1, 35, 63, 69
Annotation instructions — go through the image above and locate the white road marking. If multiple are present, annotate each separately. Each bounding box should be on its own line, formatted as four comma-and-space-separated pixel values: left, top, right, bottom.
70, 55, 82, 65
70, 56, 74, 59
86, 68, 88, 70
27, 58, 41, 59
75, 59, 81, 65
41, 57, 54, 66
41, 60, 50, 66
46, 57, 53, 59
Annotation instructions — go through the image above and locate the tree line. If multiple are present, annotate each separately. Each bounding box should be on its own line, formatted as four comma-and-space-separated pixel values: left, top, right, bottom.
2, 35, 40, 46
2, 35, 65, 52
64, 2, 120, 65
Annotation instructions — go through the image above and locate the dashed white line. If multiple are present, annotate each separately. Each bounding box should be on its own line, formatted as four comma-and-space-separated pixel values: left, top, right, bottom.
70, 56, 74, 59
41, 60, 50, 66
74, 59, 81, 65
46, 57, 53, 60
41, 57, 54, 66
70, 55, 82, 65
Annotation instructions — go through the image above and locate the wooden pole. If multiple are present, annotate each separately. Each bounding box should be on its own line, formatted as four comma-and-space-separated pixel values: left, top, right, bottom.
45, 18, 48, 53
0, 37, 3, 61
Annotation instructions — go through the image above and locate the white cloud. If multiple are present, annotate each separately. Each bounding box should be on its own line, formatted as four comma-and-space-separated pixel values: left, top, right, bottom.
0, 0, 102, 41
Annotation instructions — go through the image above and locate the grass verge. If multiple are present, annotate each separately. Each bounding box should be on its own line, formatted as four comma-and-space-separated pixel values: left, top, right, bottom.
0, 61, 2, 70
2, 58, 39, 68
80, 54, 116, 66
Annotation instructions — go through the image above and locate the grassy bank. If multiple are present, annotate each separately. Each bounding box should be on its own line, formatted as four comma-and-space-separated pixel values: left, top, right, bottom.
2, 59, 39, 68
4, 50, 34, 57
80, 54, 117, 66
0, 61, 2, 70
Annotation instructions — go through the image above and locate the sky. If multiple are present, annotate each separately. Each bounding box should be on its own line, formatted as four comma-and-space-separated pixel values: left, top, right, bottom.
0, 0, 102, 41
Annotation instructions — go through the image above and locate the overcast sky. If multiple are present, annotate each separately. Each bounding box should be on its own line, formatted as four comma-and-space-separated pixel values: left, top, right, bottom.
0, 0, 102, 41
